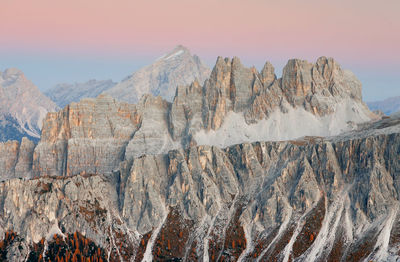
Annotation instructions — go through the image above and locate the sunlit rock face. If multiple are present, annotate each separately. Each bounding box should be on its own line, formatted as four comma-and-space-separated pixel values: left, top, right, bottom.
1, 114, 400, 261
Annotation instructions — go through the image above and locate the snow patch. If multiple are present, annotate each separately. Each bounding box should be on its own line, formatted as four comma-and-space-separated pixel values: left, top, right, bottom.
45, 222, 66, 241
142, 208, 169, 262
164, 50, 184, 60
367, 206, 399, 261
303, 192, 347, 261
237, 223, 253, 262
256, 201, 293, 262
281, 196, 322, 262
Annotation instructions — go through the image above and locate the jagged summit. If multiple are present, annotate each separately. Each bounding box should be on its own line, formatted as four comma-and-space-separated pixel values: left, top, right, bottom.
105, 45, 211, 103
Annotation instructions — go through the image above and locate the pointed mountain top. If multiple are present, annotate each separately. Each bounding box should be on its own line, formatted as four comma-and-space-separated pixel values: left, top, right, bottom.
1, 68, 24, 79
158, 45, 191, 61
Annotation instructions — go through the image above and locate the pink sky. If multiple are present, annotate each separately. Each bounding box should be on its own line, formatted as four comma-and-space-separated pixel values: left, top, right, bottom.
1, 0, 399, 63
0, 0, 399, 100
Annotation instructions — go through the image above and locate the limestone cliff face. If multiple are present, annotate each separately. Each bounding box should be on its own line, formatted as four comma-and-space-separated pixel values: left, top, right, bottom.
0, 114, 399, 261
29, 56, 377, 178
0, 137, 35, 180
33, 95, 141, 177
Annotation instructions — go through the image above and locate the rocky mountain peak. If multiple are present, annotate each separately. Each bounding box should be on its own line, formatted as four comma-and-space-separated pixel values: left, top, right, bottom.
2, 68, 24, 78
0, 68, 26, 87
260, 61, 276, 87
0, 68, 58, 142
105, 45, 211, 103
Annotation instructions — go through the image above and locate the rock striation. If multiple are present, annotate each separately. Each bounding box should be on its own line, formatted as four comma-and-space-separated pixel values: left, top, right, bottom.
0, 137, 35, 180
0, 113, 399, 261
0, 68, 58, 142
105, 45, 211, 103
45, 79, 117, 108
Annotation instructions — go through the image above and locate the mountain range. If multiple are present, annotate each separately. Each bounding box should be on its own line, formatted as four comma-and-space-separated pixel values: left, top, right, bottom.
45, 79, 117, 108
1, 53, 399, 261
0, 46, 209, 142
367, 96, 400, 116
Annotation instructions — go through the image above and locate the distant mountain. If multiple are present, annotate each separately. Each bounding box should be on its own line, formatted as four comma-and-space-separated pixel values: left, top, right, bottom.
367, 96, 400, 115
45, 79, 116, 108
105, 45, 211, 103
0, 68, 58, 142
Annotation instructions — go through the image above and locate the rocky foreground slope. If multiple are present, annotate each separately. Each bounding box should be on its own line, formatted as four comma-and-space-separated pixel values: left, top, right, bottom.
0, 56, 394, 261
0, 112, 399, 261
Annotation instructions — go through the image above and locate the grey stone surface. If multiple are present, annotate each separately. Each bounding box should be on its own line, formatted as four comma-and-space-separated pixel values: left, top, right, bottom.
0, 114, 399, 260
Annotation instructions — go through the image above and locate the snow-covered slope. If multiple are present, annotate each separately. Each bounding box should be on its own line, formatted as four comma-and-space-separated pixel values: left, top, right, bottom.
0, 68, 58, 142
105, 45, 211, 103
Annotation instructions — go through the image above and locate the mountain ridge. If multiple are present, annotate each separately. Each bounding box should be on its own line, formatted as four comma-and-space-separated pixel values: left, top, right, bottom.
45, 79, 117, 108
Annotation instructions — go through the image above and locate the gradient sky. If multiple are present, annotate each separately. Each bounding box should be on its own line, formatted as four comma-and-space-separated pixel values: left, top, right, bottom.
0, 0, 399, 101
